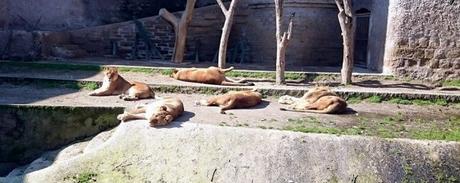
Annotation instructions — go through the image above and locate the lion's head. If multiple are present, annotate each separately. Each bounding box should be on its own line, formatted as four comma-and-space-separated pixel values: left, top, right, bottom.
103, 67, 119, 82
148, 106, 173, 127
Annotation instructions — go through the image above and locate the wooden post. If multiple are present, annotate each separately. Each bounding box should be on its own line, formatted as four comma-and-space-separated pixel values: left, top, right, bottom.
274, 0, 294, 85
216, 0, 240, 68
335, 0, 355, 85
159, 0, 197, 63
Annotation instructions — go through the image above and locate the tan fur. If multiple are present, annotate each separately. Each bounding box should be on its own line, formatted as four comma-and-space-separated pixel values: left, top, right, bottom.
89, 67, 155, 100
280, 86, 347, 114
171, 66, 254, 86
117, 97, 184, 127
196, 90, 262, 114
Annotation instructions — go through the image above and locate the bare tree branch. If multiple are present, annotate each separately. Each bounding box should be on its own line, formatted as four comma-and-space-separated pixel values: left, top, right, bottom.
216, 0, 228, 16
217, 0, 240, 68
159, 8, 179, 29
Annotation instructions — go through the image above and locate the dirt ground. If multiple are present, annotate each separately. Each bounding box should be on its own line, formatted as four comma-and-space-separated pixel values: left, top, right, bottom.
1, 83, 459, 135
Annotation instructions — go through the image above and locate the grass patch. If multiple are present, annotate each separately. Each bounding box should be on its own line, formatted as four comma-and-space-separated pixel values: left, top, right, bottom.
65, 172, 97, 183
388, 98, 449, 106
0, 61, 338, 81
283, 114, 460, 141
367, 95, 383, 103
346, 96, 363, 104
6, 78, 101, 91
226, 71, 307, 80
443, 80, 460, 87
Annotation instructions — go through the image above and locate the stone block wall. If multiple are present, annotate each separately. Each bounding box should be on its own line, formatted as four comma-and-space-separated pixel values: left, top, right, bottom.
45, 0, 342, 66
384, 0, 460, 81
52, 5, 227, 61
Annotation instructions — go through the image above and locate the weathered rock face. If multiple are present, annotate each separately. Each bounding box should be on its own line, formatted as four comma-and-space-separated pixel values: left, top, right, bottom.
0, 105, 123, 176
385, 0, 460, 81
2, 122, 459, 183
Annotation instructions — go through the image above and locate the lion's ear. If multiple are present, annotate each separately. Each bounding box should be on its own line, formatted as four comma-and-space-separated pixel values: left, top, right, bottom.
172, 68, 179, 74
165, 115, 173, 123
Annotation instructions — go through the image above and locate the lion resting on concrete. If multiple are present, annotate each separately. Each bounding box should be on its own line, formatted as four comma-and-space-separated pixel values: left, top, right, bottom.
117, 97, 184, 127
280, 87, 347, 114
172, 66, 254, 86
195, 90, 262, 114
89, 67, 155, 101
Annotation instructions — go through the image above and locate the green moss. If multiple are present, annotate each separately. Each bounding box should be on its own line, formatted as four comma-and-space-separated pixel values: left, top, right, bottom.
442, 80, 460, 87
226, 71, 307, 80
65, 172, 98, 183
347, 96, 363, 104
388, 98, 414, 105
282, 114, 460, 141
367, 95, 383, 103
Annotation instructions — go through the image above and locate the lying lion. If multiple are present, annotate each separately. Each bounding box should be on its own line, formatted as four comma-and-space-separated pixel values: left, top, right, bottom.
89, 67, 155, 101
172, 66, 254, 86
117, 97, 184, 127
280, 86, 347, 114
195, 90, 262, 114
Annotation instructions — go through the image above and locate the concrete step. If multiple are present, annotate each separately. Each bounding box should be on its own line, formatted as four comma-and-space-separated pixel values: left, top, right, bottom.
1, 76, 459, 102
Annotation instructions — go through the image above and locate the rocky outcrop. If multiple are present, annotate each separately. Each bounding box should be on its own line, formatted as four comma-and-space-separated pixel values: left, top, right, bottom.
2, 122, 459, 183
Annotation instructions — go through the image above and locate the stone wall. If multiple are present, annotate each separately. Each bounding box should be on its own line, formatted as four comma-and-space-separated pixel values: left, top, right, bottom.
242, 0, 341, 66
0, 0, 193, 31
42, 5, 228, 61
40, 0, 343, 66
384, 0, 460, 81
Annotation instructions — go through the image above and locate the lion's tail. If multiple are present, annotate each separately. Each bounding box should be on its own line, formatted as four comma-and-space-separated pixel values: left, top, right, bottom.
220, 66, 234, 73
280, 103, 345, 114
149, 86, 156, 99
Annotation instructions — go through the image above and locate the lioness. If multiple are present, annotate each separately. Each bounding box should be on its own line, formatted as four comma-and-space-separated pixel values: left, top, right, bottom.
280, 87, 347, 114
117, 97, 184, 127
172, 66, 254, 86
89, 67, 155, 100
195, 90, 262, 114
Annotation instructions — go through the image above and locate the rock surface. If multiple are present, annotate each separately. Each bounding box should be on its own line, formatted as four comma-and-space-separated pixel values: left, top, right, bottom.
2, 122, 459, 183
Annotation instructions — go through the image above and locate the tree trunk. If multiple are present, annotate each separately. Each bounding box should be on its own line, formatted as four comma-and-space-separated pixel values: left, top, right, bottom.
274, 0, 294, 85
159, 0, 196, 63
335, 0, 355, 85
216, 0, 239, 68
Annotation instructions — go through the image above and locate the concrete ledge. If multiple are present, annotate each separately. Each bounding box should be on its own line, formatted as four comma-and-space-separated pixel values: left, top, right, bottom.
0, 104, 123, 176
2, 76, 459, 102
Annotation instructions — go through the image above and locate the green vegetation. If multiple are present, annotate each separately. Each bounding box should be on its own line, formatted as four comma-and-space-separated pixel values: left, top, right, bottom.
346, 96, 363, 104
65, 172, 97, 183
366, 95, 383, 103
346, 95, 452, 106
442, 79, 460, 87
283, 115, 460, 142
0, 61, 332, 81
3, 76, 100, 91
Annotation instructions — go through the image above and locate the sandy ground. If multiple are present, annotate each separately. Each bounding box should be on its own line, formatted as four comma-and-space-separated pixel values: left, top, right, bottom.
1, 83, 458, 130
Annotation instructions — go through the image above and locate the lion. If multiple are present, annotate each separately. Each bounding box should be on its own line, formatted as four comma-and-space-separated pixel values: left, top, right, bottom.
89, 67, 155, 101
195, 90, 262, 114
117, 97, 184, 127
280, 86, 347, 114
171, 66, 254, 86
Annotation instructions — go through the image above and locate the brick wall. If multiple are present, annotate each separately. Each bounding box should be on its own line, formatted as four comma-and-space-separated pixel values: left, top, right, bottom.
57, 5, 225, 61
384, 0, 460, 81
50, 0, 342, 66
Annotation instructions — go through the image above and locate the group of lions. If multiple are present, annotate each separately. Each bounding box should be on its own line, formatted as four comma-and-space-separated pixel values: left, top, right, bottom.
89, 67, 348, 127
